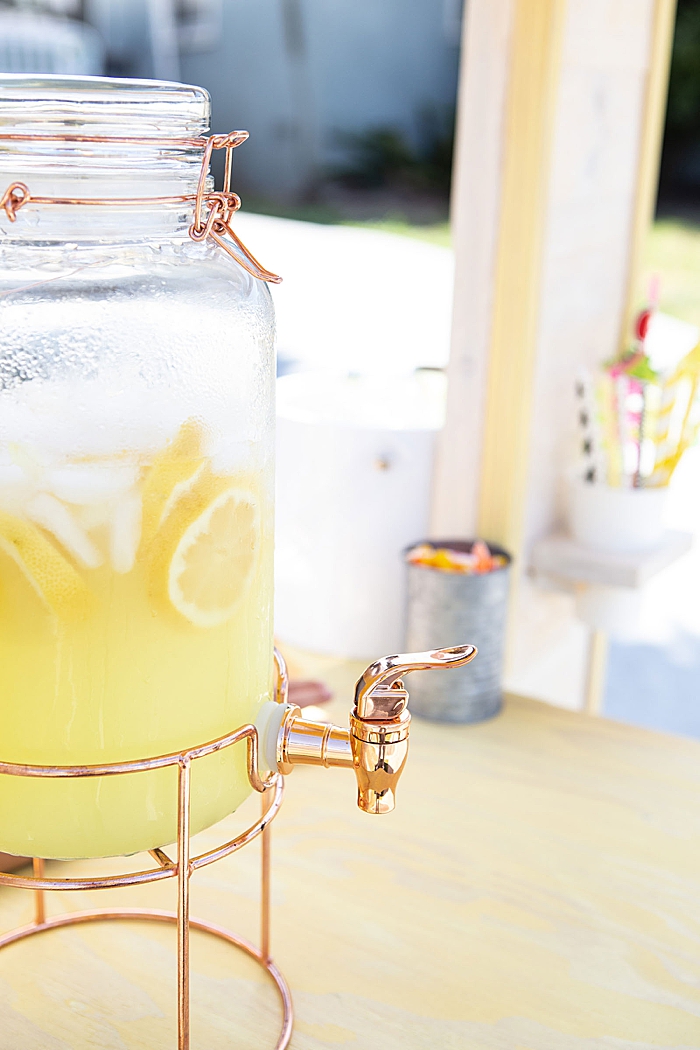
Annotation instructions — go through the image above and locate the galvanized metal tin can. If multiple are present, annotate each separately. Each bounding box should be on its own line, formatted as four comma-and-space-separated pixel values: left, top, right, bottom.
404, 541, 511, 722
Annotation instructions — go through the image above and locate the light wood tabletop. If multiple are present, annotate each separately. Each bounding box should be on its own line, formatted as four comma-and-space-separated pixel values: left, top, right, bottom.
1, 650, 699, 1049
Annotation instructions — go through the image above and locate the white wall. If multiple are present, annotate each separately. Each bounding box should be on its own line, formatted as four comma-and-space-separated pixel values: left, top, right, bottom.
180, 0, 462, 201
182, 0, 306, 199
506, 0, 656, 708
303, 0, 461, 162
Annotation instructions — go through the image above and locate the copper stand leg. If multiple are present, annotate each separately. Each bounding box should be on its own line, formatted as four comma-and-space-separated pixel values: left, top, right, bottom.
0, 735, 293, 1049
261, 789, 273, 965
177, 759, 192, 1050
32, 858, 45, 925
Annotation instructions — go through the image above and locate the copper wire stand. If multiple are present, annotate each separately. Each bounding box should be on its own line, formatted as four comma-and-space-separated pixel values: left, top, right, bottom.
0, 656, 294, 1050
0, 122, 287, 1047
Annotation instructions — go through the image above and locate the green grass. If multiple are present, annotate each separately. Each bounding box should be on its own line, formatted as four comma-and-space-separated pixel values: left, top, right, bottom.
642, 218, 700, 328
345, 219, 451, 247
245, 198, 452, 248
352, 215, 700, 325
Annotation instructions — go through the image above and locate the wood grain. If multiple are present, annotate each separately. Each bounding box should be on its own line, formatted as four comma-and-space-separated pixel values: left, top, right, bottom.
1, 651, 699, 1047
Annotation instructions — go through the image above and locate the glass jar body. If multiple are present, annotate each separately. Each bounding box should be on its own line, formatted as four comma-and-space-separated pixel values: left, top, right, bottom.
0, 236, 275, 859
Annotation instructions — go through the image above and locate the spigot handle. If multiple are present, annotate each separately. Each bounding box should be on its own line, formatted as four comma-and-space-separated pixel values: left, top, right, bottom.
266, 643, 478, 816
349, 644, 477, 813
354, 644, 477, 718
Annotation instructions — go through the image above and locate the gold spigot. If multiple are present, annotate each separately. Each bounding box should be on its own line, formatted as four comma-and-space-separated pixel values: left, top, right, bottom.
268, 645, 477, 814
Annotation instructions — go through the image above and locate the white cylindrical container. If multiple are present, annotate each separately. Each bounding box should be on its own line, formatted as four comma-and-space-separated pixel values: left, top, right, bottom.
568, 478, 668, 553
275, 371, 445, 658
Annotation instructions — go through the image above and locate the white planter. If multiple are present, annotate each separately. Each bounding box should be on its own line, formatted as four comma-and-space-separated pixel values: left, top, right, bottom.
275, 371, 445, 659
568, 479, 668, 554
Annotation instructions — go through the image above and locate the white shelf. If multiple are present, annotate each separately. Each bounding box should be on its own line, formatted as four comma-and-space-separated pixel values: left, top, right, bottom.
531, 531, 694, 589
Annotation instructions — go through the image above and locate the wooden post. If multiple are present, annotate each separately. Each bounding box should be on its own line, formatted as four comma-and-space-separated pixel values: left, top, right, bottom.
432, 0, 567, 556
430, 0, 515, 538
476, 0, 567, 556
584, 630, 609, 716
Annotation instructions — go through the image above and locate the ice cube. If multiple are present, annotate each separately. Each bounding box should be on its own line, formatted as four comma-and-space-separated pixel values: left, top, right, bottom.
110, 490, 142, 574
46, 463, 140, 506
25, 492, 103, 570
0, 463, 36, 513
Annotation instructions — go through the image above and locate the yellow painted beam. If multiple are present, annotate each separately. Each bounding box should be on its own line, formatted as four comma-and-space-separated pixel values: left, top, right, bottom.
619, 0, 678, 350
477, 0, 567, 556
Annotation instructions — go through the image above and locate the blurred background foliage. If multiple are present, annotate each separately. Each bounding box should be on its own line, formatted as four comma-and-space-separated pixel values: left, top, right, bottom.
333, 105, 455, 194
659, 0, 700, 208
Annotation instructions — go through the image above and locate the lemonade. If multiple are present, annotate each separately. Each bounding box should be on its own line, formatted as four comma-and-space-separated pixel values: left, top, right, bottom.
0, 406, 274, 860
0, 74, 279, 861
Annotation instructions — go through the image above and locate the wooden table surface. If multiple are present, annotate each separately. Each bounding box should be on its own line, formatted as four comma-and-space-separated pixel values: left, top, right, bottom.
1, 650, 700, 1049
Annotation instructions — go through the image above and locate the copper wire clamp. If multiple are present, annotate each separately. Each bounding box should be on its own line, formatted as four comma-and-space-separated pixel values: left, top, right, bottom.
0, 130, 281, 284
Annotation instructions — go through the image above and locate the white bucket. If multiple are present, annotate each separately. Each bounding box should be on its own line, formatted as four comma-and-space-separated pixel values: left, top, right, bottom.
275, 371, 445, 659
568, 478, 668, 553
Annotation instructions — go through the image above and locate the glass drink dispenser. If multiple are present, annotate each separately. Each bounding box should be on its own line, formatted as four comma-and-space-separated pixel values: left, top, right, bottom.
0, 76, 277, 859
0, 75, 477, 878
0, 76, 481, 1050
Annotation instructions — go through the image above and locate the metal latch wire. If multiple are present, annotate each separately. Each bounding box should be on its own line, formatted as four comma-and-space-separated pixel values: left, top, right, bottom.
0, 130, 282, 284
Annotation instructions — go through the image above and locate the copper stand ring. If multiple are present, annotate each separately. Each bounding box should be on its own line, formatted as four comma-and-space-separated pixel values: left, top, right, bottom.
0, 720, 279, 779
0, 908, 293, 1050
0, 775, 284, 892
0, 652, 289, 894
0, 729, 288, 1049
0, 714, 283, 892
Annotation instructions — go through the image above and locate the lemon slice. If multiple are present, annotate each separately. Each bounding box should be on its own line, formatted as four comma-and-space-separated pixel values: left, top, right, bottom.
151, 474, 260, 628
139, 418, 207, 549
0, 510, 91, 619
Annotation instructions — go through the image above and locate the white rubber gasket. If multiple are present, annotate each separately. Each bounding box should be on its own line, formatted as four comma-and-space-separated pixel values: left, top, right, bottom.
255, 701, 293, 774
